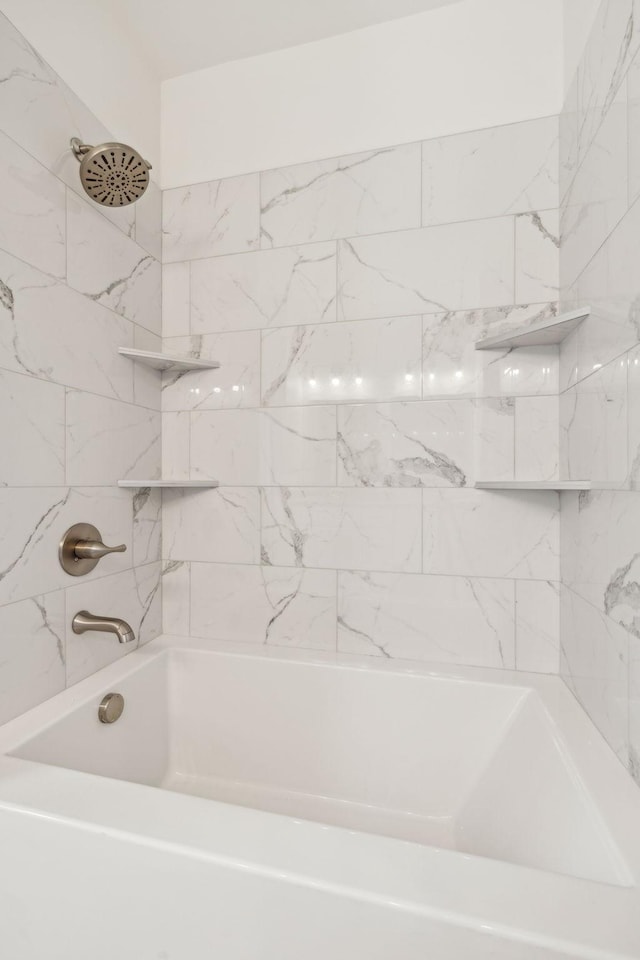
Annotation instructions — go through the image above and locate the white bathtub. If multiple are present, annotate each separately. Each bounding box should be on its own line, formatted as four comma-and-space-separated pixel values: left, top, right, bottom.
0, 635, 639, 959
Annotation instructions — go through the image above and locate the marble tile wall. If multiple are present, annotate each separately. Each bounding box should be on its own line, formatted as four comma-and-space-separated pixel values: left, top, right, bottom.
0, 12, 162, 724
559, 0, 640, 781
161, 113, 562, 675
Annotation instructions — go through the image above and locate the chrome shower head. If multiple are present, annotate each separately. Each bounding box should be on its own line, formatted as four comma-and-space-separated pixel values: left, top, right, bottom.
70, 137, 152, 207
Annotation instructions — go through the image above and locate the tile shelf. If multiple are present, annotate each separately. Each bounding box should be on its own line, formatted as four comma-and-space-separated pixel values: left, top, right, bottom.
474, 307, 590, 351
117, 480, 219, 489
475, 481, 591, 491
118, 347, 220, 372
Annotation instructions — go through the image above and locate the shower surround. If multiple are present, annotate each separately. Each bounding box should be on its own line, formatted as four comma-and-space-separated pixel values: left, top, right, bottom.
559, 0, 640, 779
161, 116, 562, 675
0, 11, 162, 724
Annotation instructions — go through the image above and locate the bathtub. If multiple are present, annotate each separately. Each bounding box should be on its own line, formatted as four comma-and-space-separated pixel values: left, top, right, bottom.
0, 635, 638, 959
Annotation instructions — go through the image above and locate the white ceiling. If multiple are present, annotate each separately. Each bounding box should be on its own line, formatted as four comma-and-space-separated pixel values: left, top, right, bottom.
115, 0, 462, 80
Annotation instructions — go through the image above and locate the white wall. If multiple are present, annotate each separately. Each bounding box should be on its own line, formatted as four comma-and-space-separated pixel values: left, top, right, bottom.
161, 0, 564, 188
0, 0, 161, 170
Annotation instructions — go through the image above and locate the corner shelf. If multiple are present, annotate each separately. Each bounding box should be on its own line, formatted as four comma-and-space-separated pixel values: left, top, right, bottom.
474, 307, 590, 351
118, 347, 220, 372
475, 480, 591, 491
117, 480, 219, 488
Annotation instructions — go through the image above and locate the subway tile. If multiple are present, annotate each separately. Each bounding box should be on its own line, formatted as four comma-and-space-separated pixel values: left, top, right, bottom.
0, 129, 65, 277
162, 331, 260, 411
163, 174, 259, 262
67, 191, 161, 334
261, 487, 422, 572
337, 400, 473, 487
261, 316, 422, 407
261, 144, 421, 247
422, 117, 558, 226
423, 488, 560, 580
338, 218, 514, 322
66, 391, 161, 485
190, 407, 336, 486
515, 580, 560, 674
163, 487, 260, 564
0, 487, 133, 606
0, 591, 66, 724
0, 370, 65, 486
191, 563, 337, 650
0, 249, 134, 402
514, 210, 559, 303
338, 570, 515, 668
422, 303, 558, 399
191, 242, 337, 333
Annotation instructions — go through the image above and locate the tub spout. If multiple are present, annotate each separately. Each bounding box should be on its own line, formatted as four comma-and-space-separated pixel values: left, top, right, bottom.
72, 610, 136, 644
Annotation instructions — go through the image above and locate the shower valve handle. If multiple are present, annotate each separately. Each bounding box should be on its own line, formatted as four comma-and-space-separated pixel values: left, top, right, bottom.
74, 539, 127, 560
59, 523, 127, 577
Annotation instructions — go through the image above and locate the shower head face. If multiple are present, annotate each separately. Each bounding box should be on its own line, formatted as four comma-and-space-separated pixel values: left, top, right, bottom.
76, 142, 151, 207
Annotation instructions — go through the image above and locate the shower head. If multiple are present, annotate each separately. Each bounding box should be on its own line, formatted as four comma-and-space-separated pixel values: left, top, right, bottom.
70, 138, 152, 207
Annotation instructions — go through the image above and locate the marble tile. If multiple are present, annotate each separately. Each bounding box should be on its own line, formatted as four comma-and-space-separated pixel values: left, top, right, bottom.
0, 370, 65, 486
190, 409, 259, 484
162, 560, 190, 636
132, 487, 162, 566
422, 117, 559, 226
162, 262, 190, 338
191, 242, 337, 333
561, 585, 629, 763
65, 562, 162, 685
132, 325, 162, 411
337, 400, 473, 488
574, 201, 640, 381
0, 486, 132, 606
561, 355, 627, 484
561, 489, 640, 632
474, 398, 515, 482
0, 129, 65, 277
627, 46, 640, 205
135, 180, 162, 260
422, 303, 558, 399
338, 218, 514, 321
66, 391, 161, 485
514, 210, 560, 304
190, 563, 337, 649
0, 591, 66, 725
190, 407, 337, 486
628, 345, 640, 487
162, 487, 260, 564
561, 87, 627, 291
0, 12, 136, 238
163, 174, 260, 263
515, 396, 559, 482
162, 412, 190, 480
261, 487, 422, 572
161, 331, 260, 412
479, 342, 559, 399
575, 0, 638, 170
260, 144, 421, 247
261, 316, 422, 407
67, 191, 161, 335
258, 407, 336, 486
560, 71, 579, 204
423, 489, 560, 580
0, 249, 134, 402
515, 580, 560, 674
337, 570, 515, 668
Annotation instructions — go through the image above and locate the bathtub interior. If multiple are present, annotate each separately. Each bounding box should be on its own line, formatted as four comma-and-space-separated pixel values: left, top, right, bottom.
9, 647, 630, 886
